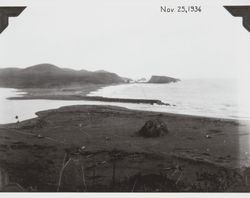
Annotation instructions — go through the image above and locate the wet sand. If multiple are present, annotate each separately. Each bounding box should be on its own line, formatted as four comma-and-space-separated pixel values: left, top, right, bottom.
17, 84, 105, 97
0, 105, 250, 192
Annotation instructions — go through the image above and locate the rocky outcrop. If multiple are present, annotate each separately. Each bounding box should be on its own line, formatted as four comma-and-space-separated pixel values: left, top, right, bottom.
135, 78, 147, 83
148, 75, 180, 84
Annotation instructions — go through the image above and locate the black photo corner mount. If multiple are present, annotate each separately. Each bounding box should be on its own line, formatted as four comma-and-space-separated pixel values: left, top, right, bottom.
0, 7, 26, 34
224, 6, 250, 32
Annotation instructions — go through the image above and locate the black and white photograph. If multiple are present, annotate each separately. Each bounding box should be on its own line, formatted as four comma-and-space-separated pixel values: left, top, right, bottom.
0, 0, 250, 194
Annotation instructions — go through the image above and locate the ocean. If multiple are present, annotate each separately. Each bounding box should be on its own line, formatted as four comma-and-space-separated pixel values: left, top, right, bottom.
88, 79, 250, 120
0, 79, 249, 124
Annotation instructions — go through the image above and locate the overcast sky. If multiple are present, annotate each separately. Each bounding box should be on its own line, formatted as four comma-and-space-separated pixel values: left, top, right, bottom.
0, 0, 250, 79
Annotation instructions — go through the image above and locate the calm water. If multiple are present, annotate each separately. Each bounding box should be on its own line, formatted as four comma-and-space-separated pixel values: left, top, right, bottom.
0, 88, 138, 124
0, 79, 249, 124
0, 88, 179, 124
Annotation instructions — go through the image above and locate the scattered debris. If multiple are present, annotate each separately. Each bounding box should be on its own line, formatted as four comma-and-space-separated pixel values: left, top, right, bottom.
37, 134, 44, 139
105, 136, 111, 141
81, 146, 86, 150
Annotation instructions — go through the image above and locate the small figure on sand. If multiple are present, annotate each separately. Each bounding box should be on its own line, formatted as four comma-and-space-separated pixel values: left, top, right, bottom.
15, 115, 19, 123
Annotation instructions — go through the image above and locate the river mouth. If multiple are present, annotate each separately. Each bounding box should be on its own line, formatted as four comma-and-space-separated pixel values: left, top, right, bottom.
1, 83, 248, 125
1, 87, 170, 124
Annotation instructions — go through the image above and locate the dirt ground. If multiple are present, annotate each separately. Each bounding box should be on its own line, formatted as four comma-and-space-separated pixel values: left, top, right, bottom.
0, 105, 250, 192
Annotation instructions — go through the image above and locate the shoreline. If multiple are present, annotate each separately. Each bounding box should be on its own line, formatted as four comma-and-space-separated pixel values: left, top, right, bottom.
8, 95, 170, 106
0, 104, 242, 127
1, 84, 245, 126
7, 83, 169, 106
2, 84, 247, 122
0, 104, 250, 191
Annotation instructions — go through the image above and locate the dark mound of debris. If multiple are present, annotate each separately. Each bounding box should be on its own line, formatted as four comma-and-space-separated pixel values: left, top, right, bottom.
138, 119, 169, 137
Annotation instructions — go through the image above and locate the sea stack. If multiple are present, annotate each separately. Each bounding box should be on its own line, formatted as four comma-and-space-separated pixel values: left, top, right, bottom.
148, 75, 180, 84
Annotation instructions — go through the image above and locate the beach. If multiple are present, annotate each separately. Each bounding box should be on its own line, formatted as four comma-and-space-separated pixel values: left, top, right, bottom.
1, 103, 250, 191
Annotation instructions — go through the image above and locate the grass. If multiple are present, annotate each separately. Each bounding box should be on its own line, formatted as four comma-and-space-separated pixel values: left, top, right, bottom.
52, 147, 248, 192
57, 153, 72, 192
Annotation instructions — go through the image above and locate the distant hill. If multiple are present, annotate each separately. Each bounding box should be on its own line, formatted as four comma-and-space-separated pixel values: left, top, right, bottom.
148, 75, 180, 84
0, 64, 127, 88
